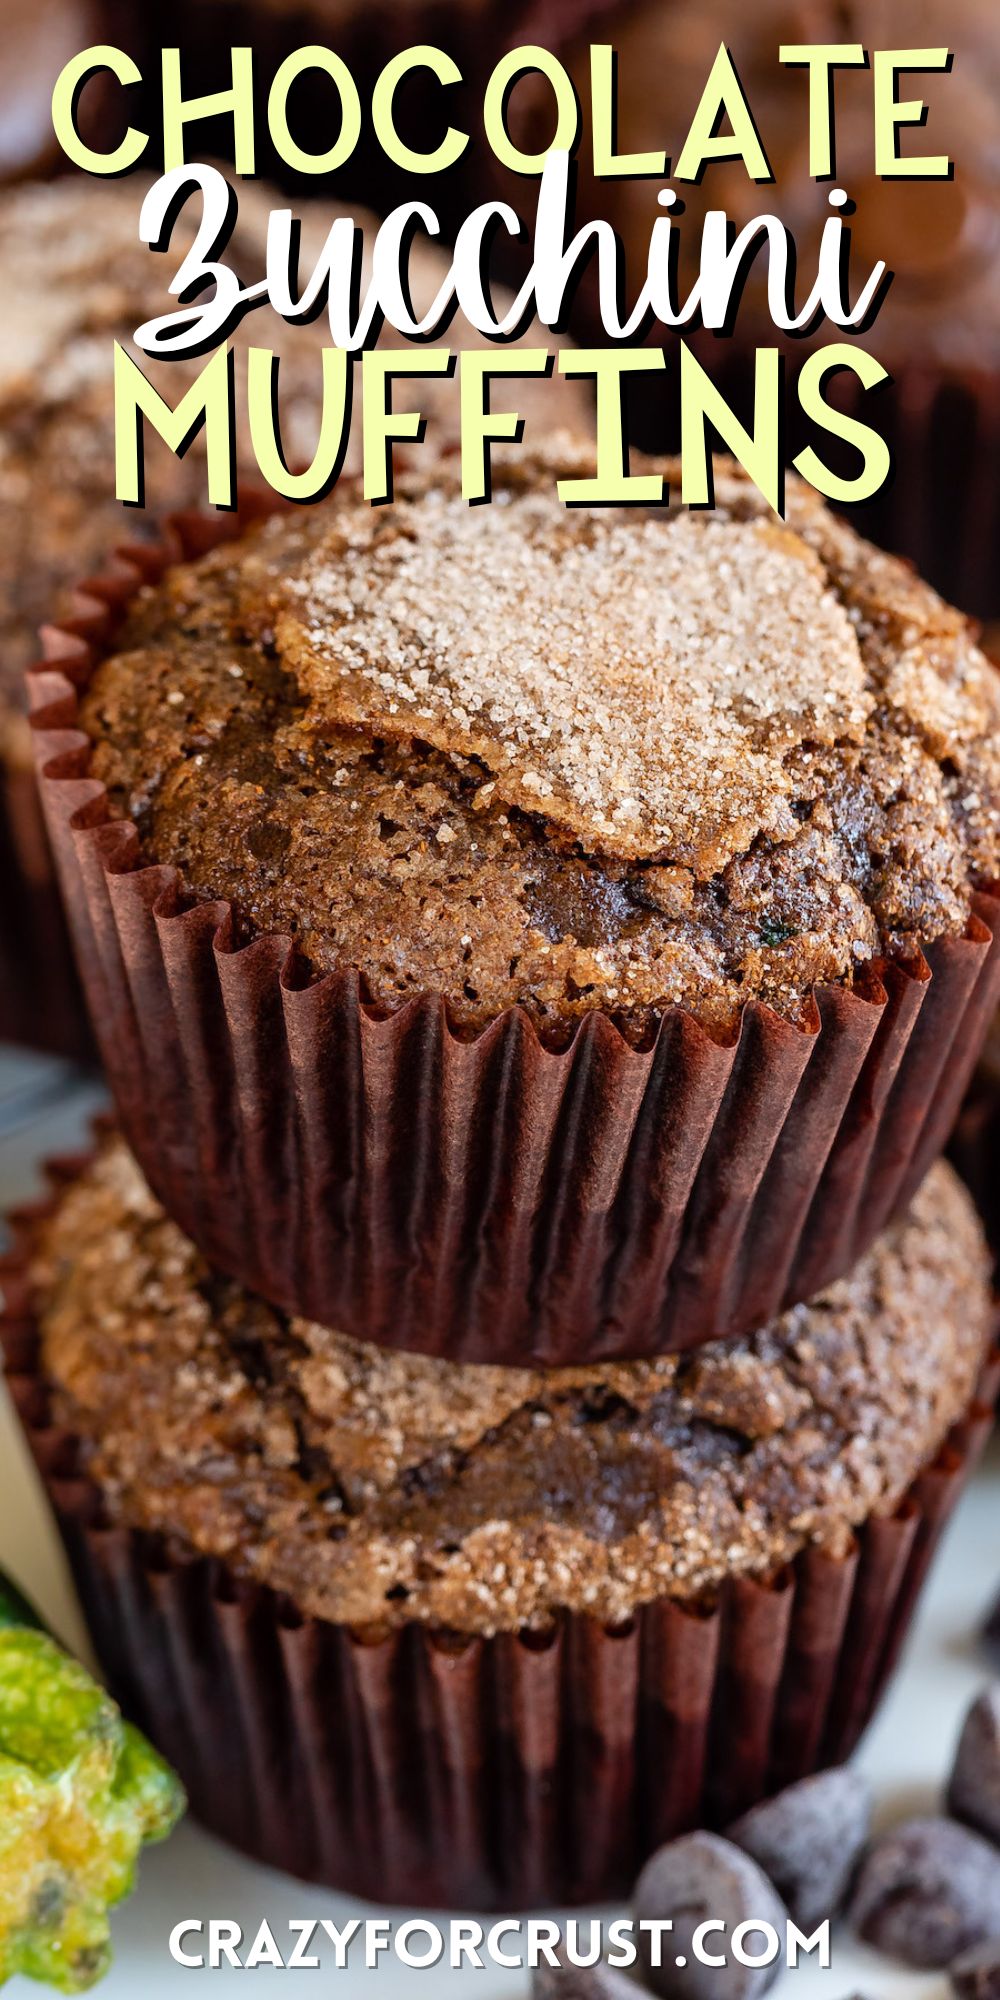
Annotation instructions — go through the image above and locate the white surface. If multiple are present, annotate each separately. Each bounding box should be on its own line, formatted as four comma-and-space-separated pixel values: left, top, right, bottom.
0, 1047, 997, 1997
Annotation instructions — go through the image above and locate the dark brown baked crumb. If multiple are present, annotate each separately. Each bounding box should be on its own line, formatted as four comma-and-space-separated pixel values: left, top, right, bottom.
548, 0, 1000, 372
80, 441, 1000, 1040
32, 1139, 991, 1635
0, 176, 587, 750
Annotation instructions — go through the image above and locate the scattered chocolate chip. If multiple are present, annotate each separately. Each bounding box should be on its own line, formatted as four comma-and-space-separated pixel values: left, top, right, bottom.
952, 1939, 1000, 2000
850, 1817, 1000, 1967
532, 1955, 637, 1997
949, 1691, 1000, 1846
633, 1830, 787, 2000
727, 1767, 871, 1927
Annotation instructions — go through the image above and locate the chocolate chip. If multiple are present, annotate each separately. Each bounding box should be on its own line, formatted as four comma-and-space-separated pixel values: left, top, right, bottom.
949, 1691, 1000, 1846
850, 1817, 1000, 1966
532, 1955, 637, 1998
633, 1830, 787, 2000
953, 1940, 1000, 2000
727, 1768, 872, 1926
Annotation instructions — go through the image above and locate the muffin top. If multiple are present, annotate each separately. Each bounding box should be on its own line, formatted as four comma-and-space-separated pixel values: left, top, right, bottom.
30, 1137, 992, 1635
0, 174, 586, 747
80, 439, 1000, 1040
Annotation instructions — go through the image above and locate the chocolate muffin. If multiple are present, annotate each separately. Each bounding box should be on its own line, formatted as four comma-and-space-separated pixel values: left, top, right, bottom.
4, 1135, 995, 1902
79, 443, 1000, 1043
0, 175, 587, 1055
506, 0, 1000, 615
30, 1136, 994, 1628
0, 1, 110, 183
32, 439, 1000, 1362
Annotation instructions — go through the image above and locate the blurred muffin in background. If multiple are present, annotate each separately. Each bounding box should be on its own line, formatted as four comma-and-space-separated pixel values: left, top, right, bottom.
2, 1134, 995, 1903
36, 440, 1000, 1362
506, 0, 1000, 616
949, 1011, 1000, 1263
111, 0, 616, 232
0, 171, 588, 1058
0, 0, 114, 182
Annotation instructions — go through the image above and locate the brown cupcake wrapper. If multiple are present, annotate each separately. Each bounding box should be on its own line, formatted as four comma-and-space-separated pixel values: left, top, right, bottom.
2, 1175, 996, 1909
0, 738, 95, 1064
28, 499, 1000, 1363
822, 363, 1000, 627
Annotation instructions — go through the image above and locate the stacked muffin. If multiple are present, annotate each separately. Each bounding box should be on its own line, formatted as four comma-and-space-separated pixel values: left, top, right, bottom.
5, 437, 1000, 1906
0, 176, 587, 1056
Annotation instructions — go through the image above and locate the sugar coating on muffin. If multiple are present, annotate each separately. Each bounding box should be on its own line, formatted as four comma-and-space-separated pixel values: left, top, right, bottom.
31, 1138, 991, 1635
0, 177, 587, 717
81, 440, 1000, 1038
284, 497, 868, 866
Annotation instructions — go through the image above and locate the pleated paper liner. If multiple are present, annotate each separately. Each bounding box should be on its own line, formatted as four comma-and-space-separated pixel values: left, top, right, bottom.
0, 728, 95, 1063
27, 496, 1000, 1364
2, 1179, 997, 1910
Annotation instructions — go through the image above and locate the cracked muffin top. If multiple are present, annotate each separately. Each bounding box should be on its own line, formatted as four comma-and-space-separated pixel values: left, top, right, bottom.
77, 438, 1000, 1041
0, 174, 587, 756
30, 1137, 992, 1635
